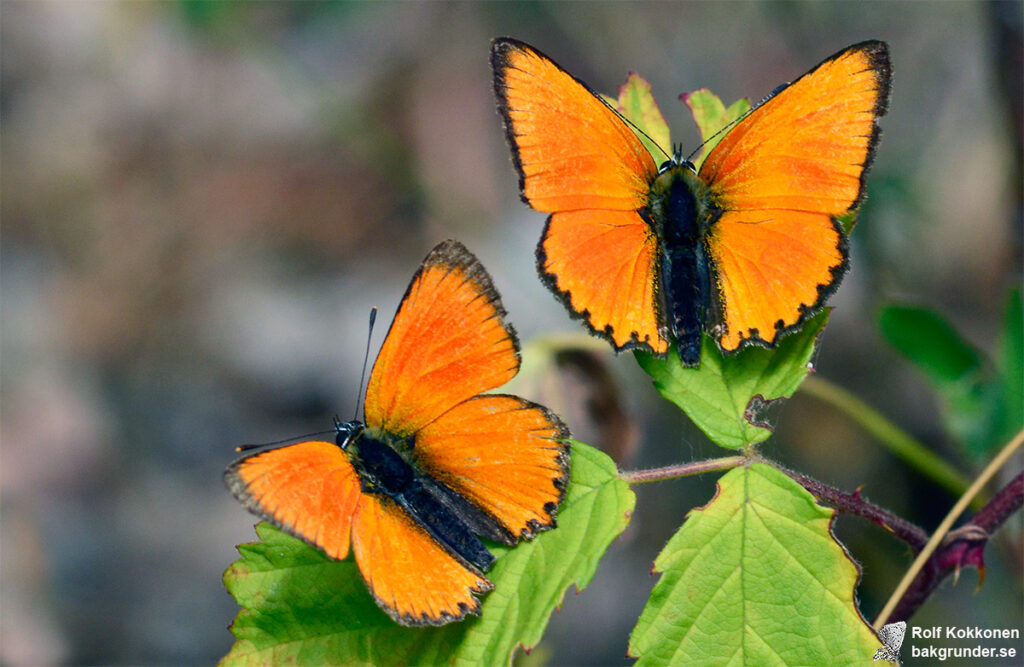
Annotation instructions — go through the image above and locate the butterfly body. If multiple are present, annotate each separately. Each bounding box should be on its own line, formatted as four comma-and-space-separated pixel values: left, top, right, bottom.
341, 422, 501, 572
647, 158, 715, 365
493, 38, 891, 365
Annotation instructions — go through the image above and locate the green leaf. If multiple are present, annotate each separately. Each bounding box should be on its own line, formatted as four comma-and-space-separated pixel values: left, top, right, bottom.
984, 288, 1023, 455
628, 464, 880, 665
878, 305, 983, 389
612, 73, 671, 163
877, 301, 1024, 456
882, 304, 987, 449
635, 311, 829, 450
834, 209, 859, 234
222, 441, 634, 666
682, 89, 749, 170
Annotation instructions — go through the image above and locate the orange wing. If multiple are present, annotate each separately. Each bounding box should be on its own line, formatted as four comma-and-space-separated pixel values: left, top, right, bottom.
492, 38, 668, 354
365, 239, 570, 542
363, 240, 519, 436
492, 37, 657, 211
539, 209, 667, 353
224, 441, 362, 561
351, 491, 493, 625
416, 395, 569, 540
700, 41, 891, 350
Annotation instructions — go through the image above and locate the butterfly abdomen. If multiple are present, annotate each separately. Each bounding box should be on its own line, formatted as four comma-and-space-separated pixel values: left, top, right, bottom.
648, 164, 714, 366
348, 428, 496, 572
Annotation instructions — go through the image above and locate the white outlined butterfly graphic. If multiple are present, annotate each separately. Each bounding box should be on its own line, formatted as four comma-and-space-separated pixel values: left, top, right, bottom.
873, 621, 906, 663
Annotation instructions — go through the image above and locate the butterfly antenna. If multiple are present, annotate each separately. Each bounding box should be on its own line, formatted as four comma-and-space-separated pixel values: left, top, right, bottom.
685, 110, 748, 163
235, 429, 338, 452
603, 95, 671, 162
684, 82, 788, 164
352, 306, 378, 421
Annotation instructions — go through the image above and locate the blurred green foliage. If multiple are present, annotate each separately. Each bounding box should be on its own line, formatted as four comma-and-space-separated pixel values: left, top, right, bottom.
878, 289, 1023, 457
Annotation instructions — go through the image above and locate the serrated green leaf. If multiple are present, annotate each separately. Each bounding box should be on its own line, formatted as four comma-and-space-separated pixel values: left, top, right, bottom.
222, 441, 634, 666
635, 311, 829, 450
614, 73, 671, 163
628, 463, 880, 665
682, 89, 749, 170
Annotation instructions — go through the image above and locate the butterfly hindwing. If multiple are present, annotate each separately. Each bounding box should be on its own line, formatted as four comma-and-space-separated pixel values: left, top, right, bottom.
351, 492, 493, 626
539, 209, 668, 353
700, 41, 891, 350
416, 394, 569, 541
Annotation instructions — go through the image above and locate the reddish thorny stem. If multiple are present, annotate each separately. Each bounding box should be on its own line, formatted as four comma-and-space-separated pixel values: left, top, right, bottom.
887, 470, 1023, 622
780, 466, 1023, 623
781, 466, 930, 550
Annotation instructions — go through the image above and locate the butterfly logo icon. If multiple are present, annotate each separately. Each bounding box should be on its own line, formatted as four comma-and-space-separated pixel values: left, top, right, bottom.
874, 620, 907, 664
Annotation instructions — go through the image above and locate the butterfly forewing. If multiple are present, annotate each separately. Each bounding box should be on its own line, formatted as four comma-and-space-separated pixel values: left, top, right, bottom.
363, 240, 519, 436
224, 441, 362, 561
492, 38, 657, 212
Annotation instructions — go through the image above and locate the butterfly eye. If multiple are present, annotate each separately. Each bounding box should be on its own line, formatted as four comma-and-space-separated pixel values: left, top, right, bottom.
659, 150, 695, 175
335, 420, 363, 449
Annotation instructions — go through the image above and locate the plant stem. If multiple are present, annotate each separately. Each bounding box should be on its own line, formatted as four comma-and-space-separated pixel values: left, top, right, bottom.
620, 456, 745, 484
873, 427, 1024, 629
970, 469, 1024, 532
778, 466, 929, 550
801, 375, 972, 498
888, 469, 1023, 624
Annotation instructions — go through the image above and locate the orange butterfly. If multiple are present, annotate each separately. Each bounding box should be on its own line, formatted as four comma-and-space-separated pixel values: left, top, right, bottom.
224, 240, 570, 626
492, 39, 891, 365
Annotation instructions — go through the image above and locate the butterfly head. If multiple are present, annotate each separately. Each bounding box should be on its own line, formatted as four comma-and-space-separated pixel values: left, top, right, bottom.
658, 145, 696, 176
333, 416, 365, 450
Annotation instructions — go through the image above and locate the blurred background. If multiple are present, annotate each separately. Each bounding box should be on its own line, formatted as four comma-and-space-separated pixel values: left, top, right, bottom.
2, 1, 1021, 664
